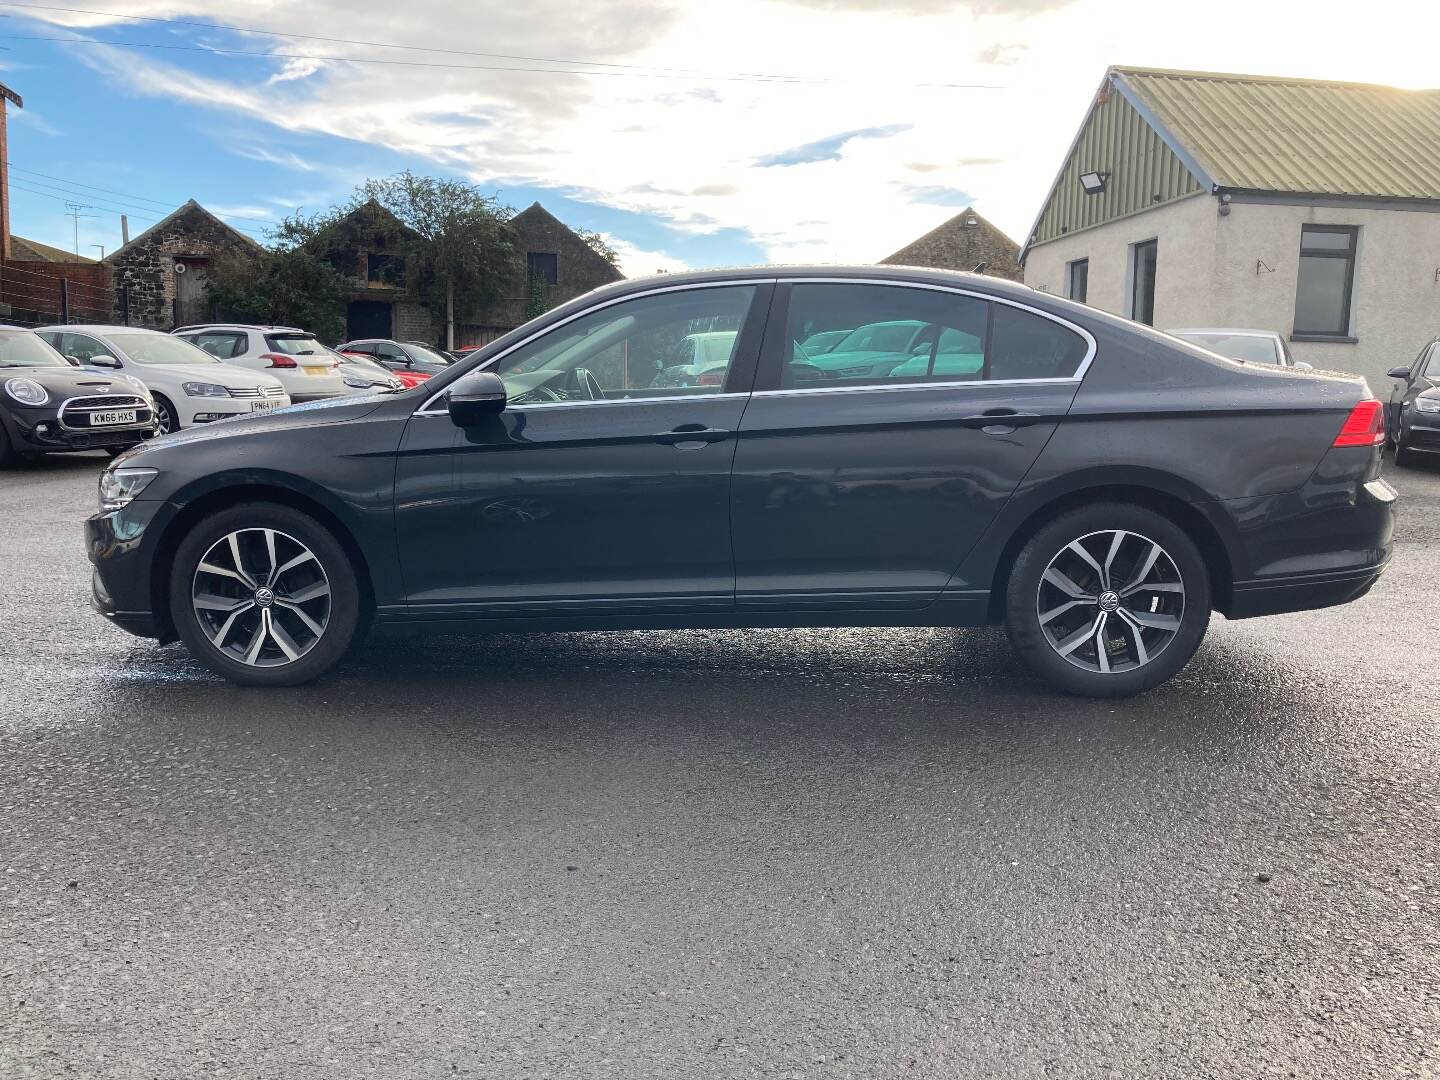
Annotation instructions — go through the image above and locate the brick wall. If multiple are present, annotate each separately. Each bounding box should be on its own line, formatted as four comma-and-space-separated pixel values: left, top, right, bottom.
0, 259, 113, 325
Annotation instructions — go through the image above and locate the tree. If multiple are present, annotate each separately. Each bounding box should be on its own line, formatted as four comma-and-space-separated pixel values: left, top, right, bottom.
204, 235, 350, 344
574, 228, 620, 268
355, 172, 515, 349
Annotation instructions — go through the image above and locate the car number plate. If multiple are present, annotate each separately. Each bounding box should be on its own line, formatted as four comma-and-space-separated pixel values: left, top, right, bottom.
91, 409, 137, 426
302, 365, 330, 376
250, 400, 279, 413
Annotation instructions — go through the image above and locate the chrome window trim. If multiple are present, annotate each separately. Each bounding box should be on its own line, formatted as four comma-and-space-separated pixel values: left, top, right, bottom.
413, 274, 1098, 416
415, 278, 778, 416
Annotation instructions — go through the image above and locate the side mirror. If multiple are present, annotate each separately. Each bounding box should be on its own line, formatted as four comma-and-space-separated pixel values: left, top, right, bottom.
1293, 361, 1313, 371
1386, 366, 1412, 380
446, 370, 506, 426
64, 355, 83, 367
88, 354, 122, 369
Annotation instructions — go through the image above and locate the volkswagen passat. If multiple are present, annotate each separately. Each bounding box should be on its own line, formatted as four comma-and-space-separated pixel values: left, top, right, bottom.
86, 268, 1396, 697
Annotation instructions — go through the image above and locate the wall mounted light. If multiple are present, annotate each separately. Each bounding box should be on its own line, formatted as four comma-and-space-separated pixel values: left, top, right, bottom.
1078, 171, 1110, 196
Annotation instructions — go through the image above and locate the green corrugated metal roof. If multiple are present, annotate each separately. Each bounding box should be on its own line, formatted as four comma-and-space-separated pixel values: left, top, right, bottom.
1114, 66, 1440, 200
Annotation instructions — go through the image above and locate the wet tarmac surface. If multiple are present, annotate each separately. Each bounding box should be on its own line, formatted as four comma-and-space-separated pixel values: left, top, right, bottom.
1, 453, 1436, 1078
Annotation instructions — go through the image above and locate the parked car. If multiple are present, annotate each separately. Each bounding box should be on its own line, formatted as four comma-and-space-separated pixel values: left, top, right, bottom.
88, 266, 1395, 697
331, 348, 405, 392
336, 345, 431, 388
798, 329, 849, 355
792, 318, 931, 381
172, 325, 351, 403
1167, 328, 1312, 369
0, 327, 156, 464
36, 325, 290, 434
651, 330, 738, 387
1386, 336, 1440, 468
336, 339, 455, 379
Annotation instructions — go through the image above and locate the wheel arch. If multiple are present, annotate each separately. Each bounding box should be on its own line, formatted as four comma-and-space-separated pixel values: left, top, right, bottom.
982, 475, 1238, 622
148, 476, 376, 642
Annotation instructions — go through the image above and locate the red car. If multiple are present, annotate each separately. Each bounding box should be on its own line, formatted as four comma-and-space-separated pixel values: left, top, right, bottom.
339, 350, 431, 388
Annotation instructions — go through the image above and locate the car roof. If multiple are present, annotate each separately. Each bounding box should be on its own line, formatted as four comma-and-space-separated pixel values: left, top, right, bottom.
34, 324, 164, 334
173, 323, 307, 333
1168, 328, 1280, 338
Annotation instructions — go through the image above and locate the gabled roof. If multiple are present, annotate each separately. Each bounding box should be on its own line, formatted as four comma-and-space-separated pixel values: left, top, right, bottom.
102, 199, 263, 263
510, 202, 624, 280
878, 207, 1022, 281
310, 197, 421, 244
9, 235, 94, 263
1114, 66, 1440, 200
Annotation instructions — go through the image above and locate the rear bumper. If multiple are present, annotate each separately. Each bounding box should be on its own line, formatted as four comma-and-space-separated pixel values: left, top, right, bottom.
1227, 559, 1388, 619
1221, 475, 1395, 619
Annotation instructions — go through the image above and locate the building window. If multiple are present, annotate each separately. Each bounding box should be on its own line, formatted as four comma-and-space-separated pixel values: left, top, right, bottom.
1293, 225, 1357, 338
366, 252, 405, 287
1128, 239, 1157, 325
1066, 258, 1089, 303
527, 252, 559, 287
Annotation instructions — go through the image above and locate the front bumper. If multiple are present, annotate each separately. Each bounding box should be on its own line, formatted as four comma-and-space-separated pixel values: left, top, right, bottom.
1399, 410, 1440, 454
86, 498, 175, 641
5, 404, 158, 453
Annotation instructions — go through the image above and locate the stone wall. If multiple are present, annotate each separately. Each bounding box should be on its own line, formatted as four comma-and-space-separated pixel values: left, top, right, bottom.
105, 200, 262, 330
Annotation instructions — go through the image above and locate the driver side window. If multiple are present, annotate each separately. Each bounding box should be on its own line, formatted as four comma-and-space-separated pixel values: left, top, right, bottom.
492, 285, 757, 405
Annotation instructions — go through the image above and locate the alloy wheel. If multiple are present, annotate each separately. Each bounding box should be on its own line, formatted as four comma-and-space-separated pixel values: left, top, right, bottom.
1036, 529, 1185, 674
156, 399, 176, 435
191, 528, 331, 668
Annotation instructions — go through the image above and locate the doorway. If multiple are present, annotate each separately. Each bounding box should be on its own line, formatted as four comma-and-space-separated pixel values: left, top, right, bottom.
347, 300, 393, 340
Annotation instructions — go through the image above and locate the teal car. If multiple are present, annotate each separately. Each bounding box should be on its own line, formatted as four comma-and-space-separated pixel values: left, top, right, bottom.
793, 320, 983, 381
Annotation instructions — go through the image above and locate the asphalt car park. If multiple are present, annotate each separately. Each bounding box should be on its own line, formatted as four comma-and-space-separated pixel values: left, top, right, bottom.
1, 453, 1436, 1077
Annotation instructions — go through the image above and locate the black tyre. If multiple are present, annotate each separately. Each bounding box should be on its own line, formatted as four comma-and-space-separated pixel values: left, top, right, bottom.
1393, 439, 1421, 469
168, 502, 364, 686
153, 393, 179, 435
0, 422, 17, 468
1005, 502, 1211, 698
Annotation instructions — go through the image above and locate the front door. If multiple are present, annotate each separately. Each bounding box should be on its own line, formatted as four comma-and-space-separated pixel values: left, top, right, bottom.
394, 282, 771, 615
730, 280, 1088, 609
174, 259, 210, 326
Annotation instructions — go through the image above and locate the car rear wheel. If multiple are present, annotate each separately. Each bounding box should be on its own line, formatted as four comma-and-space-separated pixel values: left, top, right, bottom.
168, 502, 363, 686
1005, 503, 1211, 698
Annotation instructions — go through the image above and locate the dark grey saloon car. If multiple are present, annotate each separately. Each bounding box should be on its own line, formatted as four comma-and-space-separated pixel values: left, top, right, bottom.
86, 267, 1395, 697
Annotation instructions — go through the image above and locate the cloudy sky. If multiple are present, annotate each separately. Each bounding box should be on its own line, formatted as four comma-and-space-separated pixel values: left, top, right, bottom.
3, 0, 1436, 275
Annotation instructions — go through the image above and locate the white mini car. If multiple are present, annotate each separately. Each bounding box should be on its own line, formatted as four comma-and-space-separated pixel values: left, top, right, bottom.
37, 325, 290, 434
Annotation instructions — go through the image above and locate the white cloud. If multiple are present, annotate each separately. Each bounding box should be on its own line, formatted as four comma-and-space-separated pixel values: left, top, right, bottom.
25, 0, 1440, 267
605, 235, 691, 278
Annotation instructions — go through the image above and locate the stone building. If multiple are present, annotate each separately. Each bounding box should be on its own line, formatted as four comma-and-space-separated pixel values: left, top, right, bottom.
304, 199, 434, 342
103, 200, 263, 329
879, 208, 1023, 282
459, 202, 625, 346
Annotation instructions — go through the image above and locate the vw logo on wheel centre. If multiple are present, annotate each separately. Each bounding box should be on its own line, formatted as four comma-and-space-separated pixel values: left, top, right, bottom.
253, 586, 276, 608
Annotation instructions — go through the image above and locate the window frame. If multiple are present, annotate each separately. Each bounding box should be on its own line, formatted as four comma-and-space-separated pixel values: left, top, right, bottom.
752, 278, 1096, 395
1292, 224, 1359, 340
1066, 258, 1089, 303
1127, 240, 1158, 325
526, 251, 559, 287
415, 280, 774, 416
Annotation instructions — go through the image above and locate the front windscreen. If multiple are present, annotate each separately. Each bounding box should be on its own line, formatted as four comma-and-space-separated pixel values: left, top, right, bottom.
107, 333, 220, 365
0, 331, 67, 368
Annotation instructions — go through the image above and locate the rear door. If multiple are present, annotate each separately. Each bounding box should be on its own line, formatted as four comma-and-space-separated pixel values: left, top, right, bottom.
730, 280, 1089, 610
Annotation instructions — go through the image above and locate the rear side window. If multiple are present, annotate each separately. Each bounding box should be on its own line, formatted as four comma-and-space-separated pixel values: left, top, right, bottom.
779, 283, 1087, 388
184, 331, 246, 359
988, 306, 1090, 381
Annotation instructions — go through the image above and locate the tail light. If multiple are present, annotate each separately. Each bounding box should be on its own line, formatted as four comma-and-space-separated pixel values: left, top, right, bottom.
1332, 399, 1385, 447
260, 353, 297, 369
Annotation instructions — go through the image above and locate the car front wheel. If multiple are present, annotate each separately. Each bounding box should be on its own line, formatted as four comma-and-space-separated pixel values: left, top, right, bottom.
1004, 503, 1212, 698
168, 502, 363, 686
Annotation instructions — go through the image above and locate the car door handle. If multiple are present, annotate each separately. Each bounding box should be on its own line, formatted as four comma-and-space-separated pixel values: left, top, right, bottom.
959, 408, 1043, 434
654, 426, 730, 448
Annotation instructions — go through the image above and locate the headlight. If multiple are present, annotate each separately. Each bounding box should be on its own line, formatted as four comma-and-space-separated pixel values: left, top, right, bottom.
182, 381, 232, 398
1414, 393, 1440, 414
4, 377, 49, 406
98, 467, 158, 512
